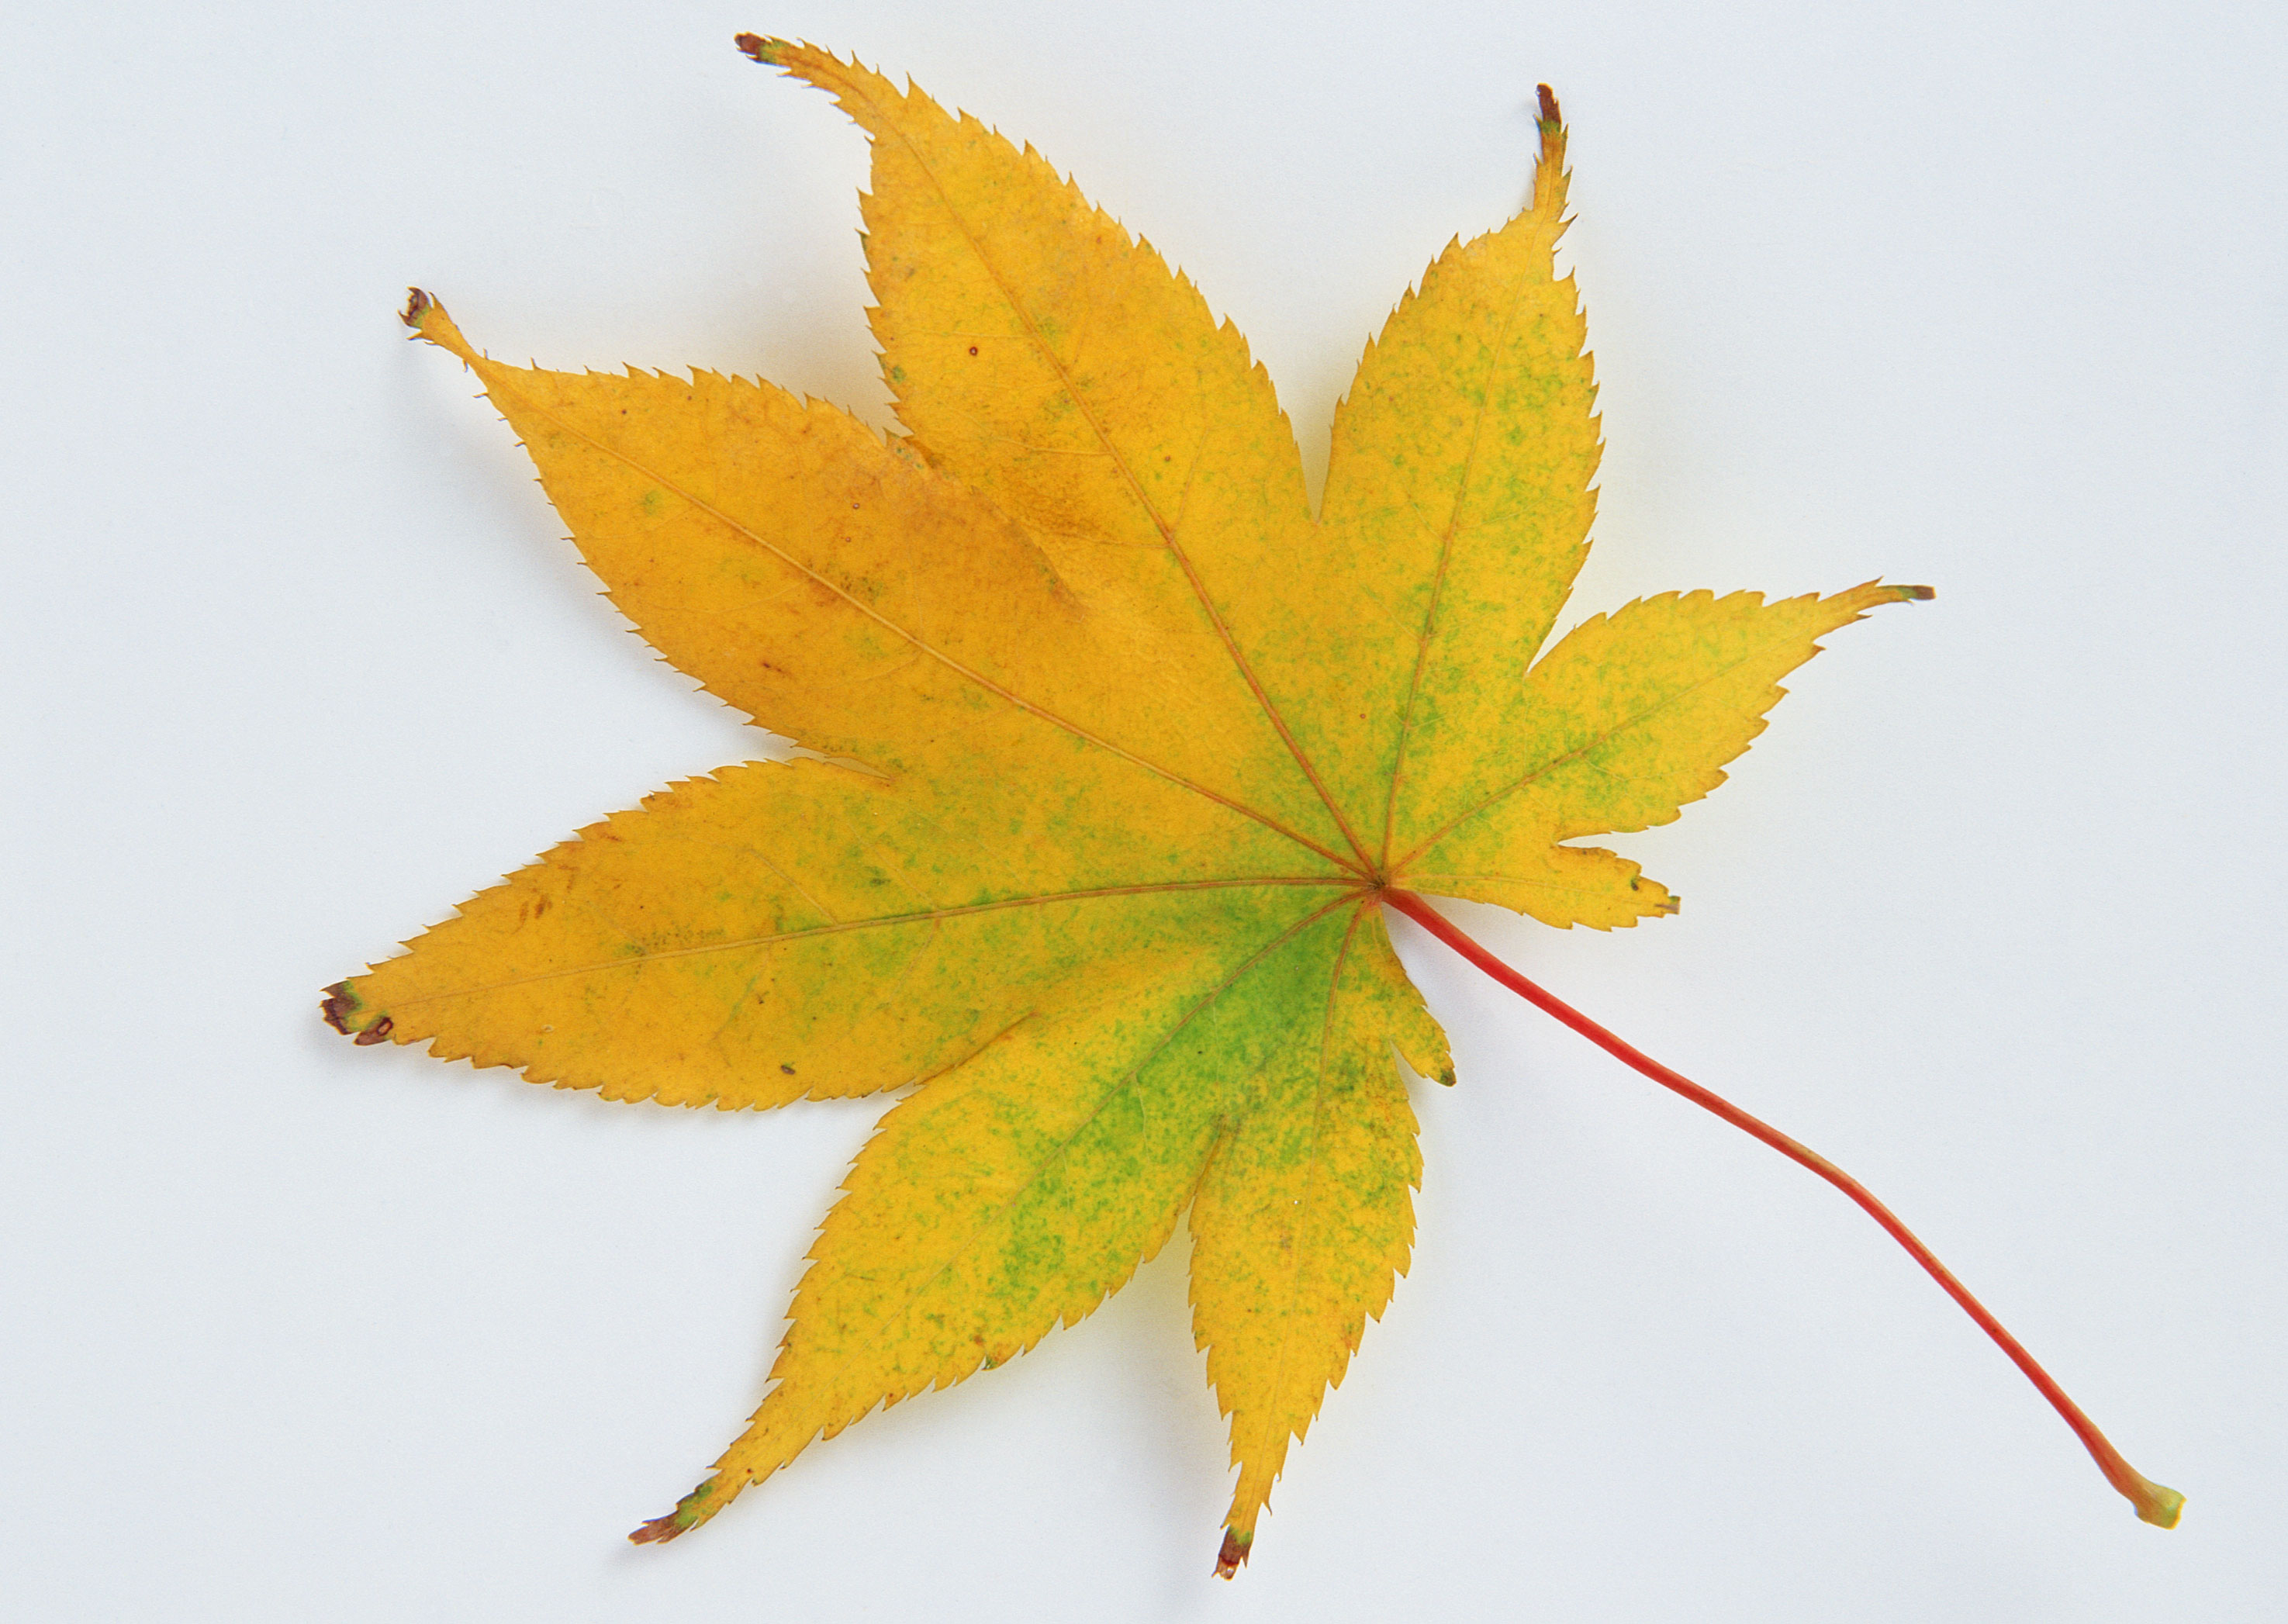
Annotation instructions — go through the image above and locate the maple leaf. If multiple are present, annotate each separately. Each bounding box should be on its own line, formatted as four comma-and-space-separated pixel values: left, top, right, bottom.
325, 38, 2180, 1573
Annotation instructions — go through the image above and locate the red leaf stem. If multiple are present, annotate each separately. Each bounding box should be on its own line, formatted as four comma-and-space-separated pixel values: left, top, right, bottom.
1383, 887, 2181, 1529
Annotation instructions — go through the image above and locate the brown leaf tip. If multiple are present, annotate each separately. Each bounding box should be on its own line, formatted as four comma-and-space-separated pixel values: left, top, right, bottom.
628, 1513, 686, 1545
631, 1480, 714, 1543
351, 1016, 396, 1047
1898, 584, 1936, 600
734, 33, 787, 65
1537, 84, 1561, 127
399, 288, 433, 330
320, 983, 358, 1035
1214, 1528, 1251, 1580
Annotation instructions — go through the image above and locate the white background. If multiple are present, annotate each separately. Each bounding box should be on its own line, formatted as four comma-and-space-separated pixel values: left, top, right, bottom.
6, 3, 2283, 1619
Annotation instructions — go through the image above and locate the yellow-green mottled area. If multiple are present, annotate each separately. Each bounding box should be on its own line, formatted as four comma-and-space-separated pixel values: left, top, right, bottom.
339, 42, 1920, 1567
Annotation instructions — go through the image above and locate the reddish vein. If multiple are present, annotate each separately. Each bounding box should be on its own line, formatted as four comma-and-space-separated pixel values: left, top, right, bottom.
1382, 888, 2183, 1530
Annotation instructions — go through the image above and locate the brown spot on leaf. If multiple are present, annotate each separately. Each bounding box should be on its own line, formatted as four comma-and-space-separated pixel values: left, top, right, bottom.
352, 1016, 396, 1046
779, 1063, 796, 1075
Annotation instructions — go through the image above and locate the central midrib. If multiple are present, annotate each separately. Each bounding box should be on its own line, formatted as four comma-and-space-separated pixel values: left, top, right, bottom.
481, 356, 1360, 877
839, 60, 1379, 876
382, 872, 1359, 1007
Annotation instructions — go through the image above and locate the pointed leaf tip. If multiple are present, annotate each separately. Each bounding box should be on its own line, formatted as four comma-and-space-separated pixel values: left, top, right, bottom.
398, 291, 479, 366
631, 1479, 716, 1543
321, 981, 394, 1045
1214, 1527, 1251, 1579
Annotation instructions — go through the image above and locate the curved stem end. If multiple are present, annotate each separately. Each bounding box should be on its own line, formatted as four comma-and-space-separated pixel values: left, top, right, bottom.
2124, 1473, 2185, 1529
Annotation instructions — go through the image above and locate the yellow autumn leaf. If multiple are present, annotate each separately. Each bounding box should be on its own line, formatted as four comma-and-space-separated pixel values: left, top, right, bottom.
326, 38, 2179, 1573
